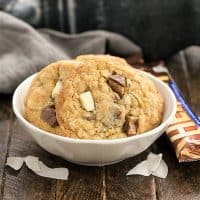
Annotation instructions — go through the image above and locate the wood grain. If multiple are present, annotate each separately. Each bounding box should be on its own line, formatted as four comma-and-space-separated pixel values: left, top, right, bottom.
2, 119, 57, 200
55, 164, 103, 200
0, 96, 13, 198
154, 135, 200, 200
154, 51, 200, 200
166, 51, 192, 104
166, 49, 200, 114
184, 48, 200, 115
105, 150, 157, 200
2, 118, 104, 200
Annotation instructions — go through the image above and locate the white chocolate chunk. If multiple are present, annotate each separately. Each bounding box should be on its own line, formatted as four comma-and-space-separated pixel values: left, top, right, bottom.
79, 91, 95, 111
52, 80, 62, 98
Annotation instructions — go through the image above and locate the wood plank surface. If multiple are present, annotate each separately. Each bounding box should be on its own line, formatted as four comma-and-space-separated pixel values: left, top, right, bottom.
154, 50, 200, 200
166, 51, 192, 104
184, 47, 200, 114
55, 164, 103, 200
105, 151, 157, 200
0, 96, 13, 198
2, 119, 57, 200
0, 52, 199, 200
2, 119, 103, 200
154, 135, 200, 200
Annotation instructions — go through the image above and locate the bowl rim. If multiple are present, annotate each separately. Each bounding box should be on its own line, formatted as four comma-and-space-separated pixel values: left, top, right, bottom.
12, 71, 176, 145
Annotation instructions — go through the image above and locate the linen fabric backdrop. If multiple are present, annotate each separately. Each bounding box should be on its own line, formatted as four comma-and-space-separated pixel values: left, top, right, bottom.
0, 0, 200, 60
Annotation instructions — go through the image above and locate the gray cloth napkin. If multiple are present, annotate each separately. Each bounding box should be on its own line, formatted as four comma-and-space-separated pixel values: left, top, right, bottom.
0, 11, 141, 94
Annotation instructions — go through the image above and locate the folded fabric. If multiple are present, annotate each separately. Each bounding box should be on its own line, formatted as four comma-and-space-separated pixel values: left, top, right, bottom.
0, 11, 141, 94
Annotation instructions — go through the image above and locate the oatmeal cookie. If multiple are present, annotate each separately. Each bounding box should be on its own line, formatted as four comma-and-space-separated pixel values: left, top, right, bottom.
55, 55, 164, 139
24, 60, 82, 136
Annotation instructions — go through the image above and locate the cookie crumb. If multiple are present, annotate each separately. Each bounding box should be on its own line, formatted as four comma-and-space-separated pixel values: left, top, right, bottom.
108, 74, 126, 98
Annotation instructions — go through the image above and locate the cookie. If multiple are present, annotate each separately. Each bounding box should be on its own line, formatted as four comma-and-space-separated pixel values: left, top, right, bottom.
24, 60, 82, 136
55, 55, 164, 139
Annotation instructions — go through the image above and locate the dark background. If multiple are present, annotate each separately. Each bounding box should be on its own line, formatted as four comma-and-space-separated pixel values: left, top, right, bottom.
1, 0, 200, 60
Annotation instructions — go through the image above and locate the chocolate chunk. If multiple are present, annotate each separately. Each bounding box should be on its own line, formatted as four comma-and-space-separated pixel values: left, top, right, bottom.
109, 74, 126, 86
108, 74, 126, 97
41, 105, 58, 127
123, 117, 138, 136
113, 92, 121, 101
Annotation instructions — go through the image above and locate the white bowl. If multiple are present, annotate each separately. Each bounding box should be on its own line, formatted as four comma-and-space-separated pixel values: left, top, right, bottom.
13, 72, 176, 166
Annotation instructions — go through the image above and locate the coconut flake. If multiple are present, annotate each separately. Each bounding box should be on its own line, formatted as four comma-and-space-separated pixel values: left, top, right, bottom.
25, 156, 41, 172
6, 156, 69, 180
34, 161, 69, 180
127, 152, 168, 179
146, 152, 162, 173
6, 157, 24, 170
126, 160, 151, 176
152, 159, 168, 178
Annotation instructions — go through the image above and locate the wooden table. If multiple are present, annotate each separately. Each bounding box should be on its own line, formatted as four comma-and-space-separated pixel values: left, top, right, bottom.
0, 54, 199, 200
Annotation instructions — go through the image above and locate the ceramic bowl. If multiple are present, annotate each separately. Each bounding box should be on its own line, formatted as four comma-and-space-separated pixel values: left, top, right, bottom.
13, 71, 176, 166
